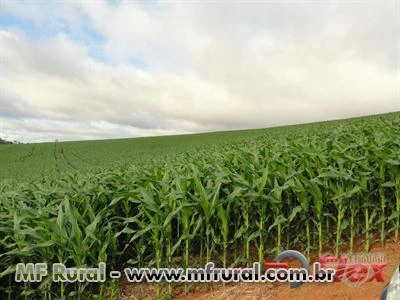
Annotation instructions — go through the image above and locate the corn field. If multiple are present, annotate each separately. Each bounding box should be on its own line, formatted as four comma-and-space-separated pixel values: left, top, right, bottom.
0, 113, 399, 298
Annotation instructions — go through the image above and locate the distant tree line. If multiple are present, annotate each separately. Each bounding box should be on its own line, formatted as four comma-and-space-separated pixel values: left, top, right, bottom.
0, 138, 16, 144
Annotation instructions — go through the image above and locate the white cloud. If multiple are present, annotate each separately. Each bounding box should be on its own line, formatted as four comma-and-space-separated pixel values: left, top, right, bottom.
0, 0, 399, 142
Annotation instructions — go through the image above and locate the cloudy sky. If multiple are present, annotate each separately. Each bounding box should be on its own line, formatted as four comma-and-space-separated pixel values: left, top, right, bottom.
0, 0, 399, 142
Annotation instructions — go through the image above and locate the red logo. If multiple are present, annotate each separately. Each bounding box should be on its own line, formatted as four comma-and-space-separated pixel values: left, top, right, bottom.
318, 255, 387, 283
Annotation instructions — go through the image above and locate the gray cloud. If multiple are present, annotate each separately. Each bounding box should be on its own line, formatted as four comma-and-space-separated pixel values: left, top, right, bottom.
0, 91, 38, 119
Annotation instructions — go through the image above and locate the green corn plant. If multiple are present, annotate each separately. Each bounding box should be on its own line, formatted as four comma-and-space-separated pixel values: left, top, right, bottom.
332, 184, 361, 256
309, 178, 323, 256
293, 175, 312, 259
378, 162, 387, 246
383, 159, 400, 242
178, 202, 202, 294
139, 183, 183, 298
215, 198, 230, 268
255, 164, 269, 264
137, 188, 164, 297
395, 173, 400, 242
268, 177, 289, 256
192, 167, 221, 265
329, 170, 345, 258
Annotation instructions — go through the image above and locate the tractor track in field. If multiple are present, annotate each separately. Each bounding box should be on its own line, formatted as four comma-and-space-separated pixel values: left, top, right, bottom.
59, 143, 77, 171
68, 144, 99, 166
53, 142, 75, 174
17, 145, 36, 162
53, 142, 61, 174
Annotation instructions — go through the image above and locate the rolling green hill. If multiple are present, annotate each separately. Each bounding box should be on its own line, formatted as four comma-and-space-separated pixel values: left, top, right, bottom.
1, 111, 400, 298
0, 112, 399, 182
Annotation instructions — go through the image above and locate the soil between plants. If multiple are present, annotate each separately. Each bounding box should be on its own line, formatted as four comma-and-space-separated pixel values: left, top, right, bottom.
120, 241, 400, 300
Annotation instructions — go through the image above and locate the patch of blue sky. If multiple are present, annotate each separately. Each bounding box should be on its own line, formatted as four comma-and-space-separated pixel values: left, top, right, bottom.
0, 12, 109, 64
88, 46, 107, 63
78, 15, 108, 63
129, 56, 148, 70
0, 12, 71, 40
0, 11, 148, 68
0, 14, 40, 38
79, 14, 105, 45
106, 0, 122, 5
